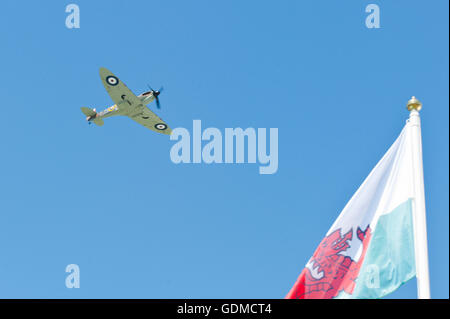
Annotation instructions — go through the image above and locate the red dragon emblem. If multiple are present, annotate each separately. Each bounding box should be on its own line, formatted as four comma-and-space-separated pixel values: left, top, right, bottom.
287, 225, 372, 299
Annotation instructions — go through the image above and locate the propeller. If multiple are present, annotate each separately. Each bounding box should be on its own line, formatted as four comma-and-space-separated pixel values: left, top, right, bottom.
147, 85, 164, 109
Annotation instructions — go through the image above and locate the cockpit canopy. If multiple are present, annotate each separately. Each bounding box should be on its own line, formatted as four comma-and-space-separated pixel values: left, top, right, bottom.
141, 91, 152, 96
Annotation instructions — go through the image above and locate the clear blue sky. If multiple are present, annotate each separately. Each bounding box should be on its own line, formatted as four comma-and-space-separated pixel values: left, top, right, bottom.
0, 1, 448, 298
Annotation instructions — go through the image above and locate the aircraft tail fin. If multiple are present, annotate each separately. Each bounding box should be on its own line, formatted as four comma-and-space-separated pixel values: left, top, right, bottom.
81, 107, 96, 117
81, 107, 104, 126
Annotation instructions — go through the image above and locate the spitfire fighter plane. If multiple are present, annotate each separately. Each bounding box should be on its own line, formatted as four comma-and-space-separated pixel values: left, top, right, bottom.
81, 67, 172, 135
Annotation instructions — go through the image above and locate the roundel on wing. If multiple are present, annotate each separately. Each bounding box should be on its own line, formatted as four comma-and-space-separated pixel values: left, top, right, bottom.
155, 123, 167, 130
106, 75, 119, 86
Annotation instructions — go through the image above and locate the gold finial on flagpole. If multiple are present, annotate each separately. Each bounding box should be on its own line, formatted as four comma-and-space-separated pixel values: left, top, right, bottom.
407, 96, 422, 111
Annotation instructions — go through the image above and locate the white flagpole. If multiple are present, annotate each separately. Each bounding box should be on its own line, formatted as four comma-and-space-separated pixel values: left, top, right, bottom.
407, 96, 431, 299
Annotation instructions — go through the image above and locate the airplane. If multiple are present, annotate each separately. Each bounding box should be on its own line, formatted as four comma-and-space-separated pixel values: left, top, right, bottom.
81, 67, 172, 135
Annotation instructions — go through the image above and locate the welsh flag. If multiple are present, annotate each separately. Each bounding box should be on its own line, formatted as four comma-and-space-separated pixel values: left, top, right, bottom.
286, 120, 422, 299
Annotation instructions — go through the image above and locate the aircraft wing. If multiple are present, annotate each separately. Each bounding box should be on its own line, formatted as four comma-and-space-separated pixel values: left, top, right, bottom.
99, 67, 142, 108
129, 106, 172, 135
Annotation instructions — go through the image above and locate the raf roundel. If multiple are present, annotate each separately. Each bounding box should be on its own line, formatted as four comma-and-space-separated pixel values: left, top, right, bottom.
106, 75, 119, 86
155, 123, 167, 130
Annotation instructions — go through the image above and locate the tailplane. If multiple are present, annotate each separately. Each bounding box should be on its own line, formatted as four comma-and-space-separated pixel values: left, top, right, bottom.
81, 107, 104, 126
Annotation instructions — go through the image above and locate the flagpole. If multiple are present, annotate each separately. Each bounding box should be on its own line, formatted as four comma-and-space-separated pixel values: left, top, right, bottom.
407, 96, 431, 299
